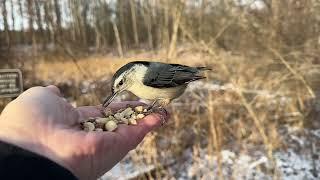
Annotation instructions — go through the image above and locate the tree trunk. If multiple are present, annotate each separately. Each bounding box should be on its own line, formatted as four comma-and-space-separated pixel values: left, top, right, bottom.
101, 0, 110, 47
69, 0, 79, 43
26, 0, 36, 51
10, 0, 15, 44
129, 0, 139, 46
44, 1, 54, 45
162, 0, 170, 48
18, 0, 24, 43
35, 0, 45, 49
1, 0, 10, 48
118, 0, 127, 49
53, 0, 62, 42
94, 0, 103, 50
112, 21, 123, 58
141, 1, 153, 49
81, 0, 89, 47
167, 0, 185, 59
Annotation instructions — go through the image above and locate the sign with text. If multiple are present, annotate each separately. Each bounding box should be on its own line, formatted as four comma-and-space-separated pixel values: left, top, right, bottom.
0, 69, 23, 98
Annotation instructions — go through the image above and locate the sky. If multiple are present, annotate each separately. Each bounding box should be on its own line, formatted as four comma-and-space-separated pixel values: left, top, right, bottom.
0, 0, 75, 31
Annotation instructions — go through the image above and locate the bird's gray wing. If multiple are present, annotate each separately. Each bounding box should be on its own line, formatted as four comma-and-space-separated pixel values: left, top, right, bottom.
143, 63, 206, 88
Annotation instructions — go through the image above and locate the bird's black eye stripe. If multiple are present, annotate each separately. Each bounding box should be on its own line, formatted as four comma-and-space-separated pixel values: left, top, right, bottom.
118, 80, 124, 86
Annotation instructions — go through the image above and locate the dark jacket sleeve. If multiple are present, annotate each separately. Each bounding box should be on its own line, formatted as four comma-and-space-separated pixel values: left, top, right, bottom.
0, 140, 77, 180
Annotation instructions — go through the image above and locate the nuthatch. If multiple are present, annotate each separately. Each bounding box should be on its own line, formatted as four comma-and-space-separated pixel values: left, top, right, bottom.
103, 61, 210, 108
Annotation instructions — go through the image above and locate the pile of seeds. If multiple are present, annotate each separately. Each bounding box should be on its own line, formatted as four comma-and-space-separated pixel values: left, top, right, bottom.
80, 106, 149, 132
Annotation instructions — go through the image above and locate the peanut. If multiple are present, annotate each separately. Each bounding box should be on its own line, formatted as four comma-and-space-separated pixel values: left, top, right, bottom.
134, 106, 144, 113
136, 114, 145, 119
105, 120, 118, 132
83, 122, 95, 132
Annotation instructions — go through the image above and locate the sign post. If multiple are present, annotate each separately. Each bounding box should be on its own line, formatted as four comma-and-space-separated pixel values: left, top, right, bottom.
0, 69, 23, 98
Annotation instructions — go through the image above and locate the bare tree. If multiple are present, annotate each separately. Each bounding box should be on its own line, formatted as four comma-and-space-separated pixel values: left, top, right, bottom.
26, 0, 36, 48
80, 0, 89, 46
100, 0, 111, 47
1, 0, 318, 57
93, 0, 110, 50
53, 0, 62, 42
168, 0, 185, 59
10, 0, 15, 39
17, 0, 24, 43
93, 1, 102, 50
129, 0, 139, 45
141, 0, 153, 49
118, 0, 127, 49
69, 0, 80, 43
161, 0, 170, 48
44, 0, 55, 44
1, 0, 10, 48
35, 0, 45, 48
112, 20, 123, 58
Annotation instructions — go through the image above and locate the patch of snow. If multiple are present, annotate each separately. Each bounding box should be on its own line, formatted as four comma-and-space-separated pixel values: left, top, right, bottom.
100, 159, 155, 180
311, 129, 320, 138
100, 126, 319, 180
275, 150, 319, 180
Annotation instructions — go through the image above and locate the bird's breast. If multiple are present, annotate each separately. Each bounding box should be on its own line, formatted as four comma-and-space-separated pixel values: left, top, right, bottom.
128, 83, 187, 100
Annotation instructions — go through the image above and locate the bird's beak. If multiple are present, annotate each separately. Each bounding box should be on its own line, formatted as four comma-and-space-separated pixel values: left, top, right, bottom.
103, 91, 119, 107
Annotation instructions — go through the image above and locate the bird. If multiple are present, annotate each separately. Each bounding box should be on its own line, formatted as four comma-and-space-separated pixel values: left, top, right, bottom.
102, 61, 211, 109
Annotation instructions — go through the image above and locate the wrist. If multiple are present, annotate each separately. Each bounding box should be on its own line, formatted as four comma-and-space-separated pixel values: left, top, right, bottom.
0, 117, 76, 178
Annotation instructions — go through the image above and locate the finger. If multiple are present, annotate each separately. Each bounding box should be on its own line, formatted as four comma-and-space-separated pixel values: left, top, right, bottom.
45, 85, 62, 97
76, 106, 104, 122
113, 124, 150, 151
138, 113, 167, 131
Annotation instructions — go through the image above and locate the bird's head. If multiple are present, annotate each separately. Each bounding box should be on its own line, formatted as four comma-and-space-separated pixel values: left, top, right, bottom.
103, 61, 149, 107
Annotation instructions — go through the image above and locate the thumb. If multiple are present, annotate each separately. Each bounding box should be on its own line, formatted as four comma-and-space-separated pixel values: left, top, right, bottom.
111, 110, 170, 150
138, 111, 169, 131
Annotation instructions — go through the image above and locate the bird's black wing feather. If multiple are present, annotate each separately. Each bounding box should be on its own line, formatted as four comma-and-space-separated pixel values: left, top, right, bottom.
143, 63, 207, 88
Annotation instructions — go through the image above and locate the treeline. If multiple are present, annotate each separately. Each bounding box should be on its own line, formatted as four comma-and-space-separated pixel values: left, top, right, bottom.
0, 0, 319, 56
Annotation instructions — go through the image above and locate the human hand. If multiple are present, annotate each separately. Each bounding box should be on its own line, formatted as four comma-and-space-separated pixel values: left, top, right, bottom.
0, 86, 168, 180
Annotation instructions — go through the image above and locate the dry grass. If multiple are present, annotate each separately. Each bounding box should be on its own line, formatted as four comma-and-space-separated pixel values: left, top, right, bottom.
33, 48, 211, 83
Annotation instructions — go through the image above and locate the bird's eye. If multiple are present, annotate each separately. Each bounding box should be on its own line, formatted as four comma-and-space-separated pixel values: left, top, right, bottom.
118, 80, 124, 86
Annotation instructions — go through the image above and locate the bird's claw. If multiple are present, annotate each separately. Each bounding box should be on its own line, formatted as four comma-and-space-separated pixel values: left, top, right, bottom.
149, 107, 168, 126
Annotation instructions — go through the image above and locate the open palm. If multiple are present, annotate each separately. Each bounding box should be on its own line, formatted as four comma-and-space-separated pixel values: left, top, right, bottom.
0, 86, 167, 180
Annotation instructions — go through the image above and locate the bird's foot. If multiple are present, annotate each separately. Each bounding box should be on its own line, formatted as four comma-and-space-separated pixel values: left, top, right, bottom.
147, 99, 170, 111
146, 105, 153, 111
149, 107, 169, 126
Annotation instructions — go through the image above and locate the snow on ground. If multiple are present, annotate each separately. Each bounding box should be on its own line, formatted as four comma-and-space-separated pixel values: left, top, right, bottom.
101, 128, 319, 180
100, 159, 156, 180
